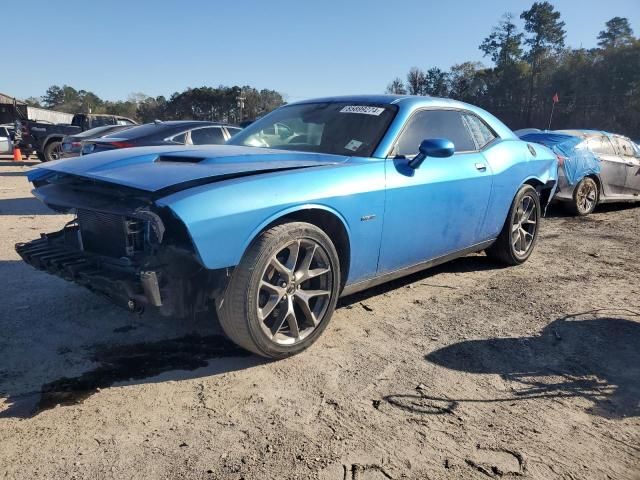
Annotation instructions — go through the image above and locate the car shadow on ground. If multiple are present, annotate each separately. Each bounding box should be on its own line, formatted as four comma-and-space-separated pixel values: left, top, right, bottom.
0, 171, 28, 177
0, 197, 61, 215
0, 323, 264, 419
0, 254, 500, 420
545, 202, 640, 218
0, 160, 39, 167
386, 312, 640, 419
0, 259, 265, 419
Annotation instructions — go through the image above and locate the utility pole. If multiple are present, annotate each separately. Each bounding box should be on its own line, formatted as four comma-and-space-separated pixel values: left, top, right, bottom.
236, 91, 245, 123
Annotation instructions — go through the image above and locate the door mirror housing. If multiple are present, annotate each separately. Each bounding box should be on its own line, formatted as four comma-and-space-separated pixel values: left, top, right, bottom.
408, 138, 455, 169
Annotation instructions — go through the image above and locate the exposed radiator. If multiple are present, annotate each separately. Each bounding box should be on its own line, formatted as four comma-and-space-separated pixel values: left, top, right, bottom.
77, 209, 146, 257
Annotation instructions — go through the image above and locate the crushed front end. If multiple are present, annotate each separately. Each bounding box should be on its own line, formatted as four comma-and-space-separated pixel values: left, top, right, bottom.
15, 177, 230, 318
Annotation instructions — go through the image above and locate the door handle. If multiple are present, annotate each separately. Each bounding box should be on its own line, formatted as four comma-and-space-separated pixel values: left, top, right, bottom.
475, 163, 487, 171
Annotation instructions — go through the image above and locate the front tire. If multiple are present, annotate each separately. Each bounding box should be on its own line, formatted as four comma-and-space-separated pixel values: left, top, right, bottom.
486, 184, 541, 265
566, 177, 598, 216
218, 222, 341, 358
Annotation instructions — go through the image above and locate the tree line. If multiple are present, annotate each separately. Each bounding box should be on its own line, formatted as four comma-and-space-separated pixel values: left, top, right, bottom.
386, 2, 640, 139
26, 85, 285, 124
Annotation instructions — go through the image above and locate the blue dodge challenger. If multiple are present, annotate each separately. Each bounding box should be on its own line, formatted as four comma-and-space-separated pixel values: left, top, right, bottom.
17, 95, 557, 357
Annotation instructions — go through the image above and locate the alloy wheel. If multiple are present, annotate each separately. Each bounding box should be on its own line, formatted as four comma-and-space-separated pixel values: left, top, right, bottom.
511, 193, 538, 256
576, 180, 597, 214
257, 239, 333, 345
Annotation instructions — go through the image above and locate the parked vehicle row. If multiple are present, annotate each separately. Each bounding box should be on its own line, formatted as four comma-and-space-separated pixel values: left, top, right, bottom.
60, 124, 135, 158
17, 95, 558, 358
80, 121, 242, 155
19, 113, 138, 162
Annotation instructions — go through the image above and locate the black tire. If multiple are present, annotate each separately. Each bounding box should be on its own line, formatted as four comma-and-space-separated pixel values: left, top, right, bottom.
43, 140, 63, 162
486, 184, 541, 266
218, 222, 341, 358
565, 177, 598, 216
36, 151, 45, 162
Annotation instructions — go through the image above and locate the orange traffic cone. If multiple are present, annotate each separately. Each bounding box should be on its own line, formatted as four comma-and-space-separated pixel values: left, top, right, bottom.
12, 147, 22, 162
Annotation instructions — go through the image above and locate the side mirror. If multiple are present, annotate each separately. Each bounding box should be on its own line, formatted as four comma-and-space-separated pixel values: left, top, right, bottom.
408, 138, 455, 169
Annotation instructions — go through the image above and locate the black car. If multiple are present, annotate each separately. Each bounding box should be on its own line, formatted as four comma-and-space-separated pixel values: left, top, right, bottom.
60, 124, 135, 159
81, 121, 242, 155
21, 113, 138, 161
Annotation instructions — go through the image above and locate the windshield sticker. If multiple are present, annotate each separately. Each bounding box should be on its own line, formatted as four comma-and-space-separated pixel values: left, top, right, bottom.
345, 139, 363, 152
339, 105, 385, 116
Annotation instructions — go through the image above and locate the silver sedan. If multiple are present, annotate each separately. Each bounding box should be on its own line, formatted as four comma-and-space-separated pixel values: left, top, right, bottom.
553, 130, 640, 215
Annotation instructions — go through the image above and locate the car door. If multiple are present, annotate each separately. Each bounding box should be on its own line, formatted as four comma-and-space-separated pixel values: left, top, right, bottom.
591, 135, 628, 196
378, 109, 493, 273
615, 136, 640, 195
189, 126, 226, 145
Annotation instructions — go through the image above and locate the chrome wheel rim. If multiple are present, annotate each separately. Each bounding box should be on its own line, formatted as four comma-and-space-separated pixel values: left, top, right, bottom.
257, 239, 333, 345
512, 194, 538, 256
576, 180, 596, 214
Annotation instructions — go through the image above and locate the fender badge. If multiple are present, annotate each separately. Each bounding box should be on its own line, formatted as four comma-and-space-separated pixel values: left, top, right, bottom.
360, 214, 376, 221
528, 144, 537, 157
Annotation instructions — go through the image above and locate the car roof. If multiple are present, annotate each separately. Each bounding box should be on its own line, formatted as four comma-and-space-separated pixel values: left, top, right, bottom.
554, 129, 626, 139
148, 120, 227, 126
287, 94, 492, 109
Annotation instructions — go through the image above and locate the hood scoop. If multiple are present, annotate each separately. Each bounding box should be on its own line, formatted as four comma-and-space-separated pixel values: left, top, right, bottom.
156, 155, 206, 164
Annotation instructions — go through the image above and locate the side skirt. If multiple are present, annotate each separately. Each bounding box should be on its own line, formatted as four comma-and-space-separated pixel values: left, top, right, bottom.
597, 194, 640, 204
340, 240, 495, 297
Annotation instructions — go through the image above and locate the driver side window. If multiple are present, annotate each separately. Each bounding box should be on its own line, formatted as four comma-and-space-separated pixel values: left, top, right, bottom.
395, 110, 476, 157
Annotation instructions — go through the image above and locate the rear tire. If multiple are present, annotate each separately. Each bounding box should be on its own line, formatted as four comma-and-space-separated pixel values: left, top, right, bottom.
43, 140, 63, 162
486, 184, 541, 266
218, 222, 341, 358
566, 177, 598, 216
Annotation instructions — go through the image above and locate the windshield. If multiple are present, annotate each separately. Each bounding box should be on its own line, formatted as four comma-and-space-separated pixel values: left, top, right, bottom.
227, 102, 397, 157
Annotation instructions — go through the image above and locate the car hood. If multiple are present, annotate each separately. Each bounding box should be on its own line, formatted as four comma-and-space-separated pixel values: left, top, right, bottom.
29, 145, 350, 192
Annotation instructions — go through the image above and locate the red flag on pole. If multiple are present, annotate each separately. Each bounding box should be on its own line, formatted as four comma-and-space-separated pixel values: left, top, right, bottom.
552, 92, 559, 104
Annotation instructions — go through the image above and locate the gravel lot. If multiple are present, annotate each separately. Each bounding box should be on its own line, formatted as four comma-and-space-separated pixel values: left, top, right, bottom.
0, 156, 638, 479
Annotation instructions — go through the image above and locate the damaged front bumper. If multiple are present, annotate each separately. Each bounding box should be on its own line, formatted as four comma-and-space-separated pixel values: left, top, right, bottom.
16, 222, 230, 319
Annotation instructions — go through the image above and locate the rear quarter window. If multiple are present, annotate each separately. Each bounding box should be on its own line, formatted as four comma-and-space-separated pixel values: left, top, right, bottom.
462, 113, 497, 149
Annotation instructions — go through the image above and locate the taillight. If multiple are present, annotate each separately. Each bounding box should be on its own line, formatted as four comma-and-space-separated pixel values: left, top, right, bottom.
110, 141, 135, 148
556, 155, 566, 167
71, 142, 81, 148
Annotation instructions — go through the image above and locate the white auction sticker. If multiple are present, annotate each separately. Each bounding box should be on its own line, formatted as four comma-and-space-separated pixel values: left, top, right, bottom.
344, 139, 363, 151
339, 105, 385, 116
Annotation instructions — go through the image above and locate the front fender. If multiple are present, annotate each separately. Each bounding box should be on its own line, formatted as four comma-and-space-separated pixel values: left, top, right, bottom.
240, 203, 352, 257
155, 161, 386, 284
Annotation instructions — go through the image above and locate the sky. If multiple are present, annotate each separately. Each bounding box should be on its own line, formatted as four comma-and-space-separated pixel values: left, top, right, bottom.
5, 0, 639, 102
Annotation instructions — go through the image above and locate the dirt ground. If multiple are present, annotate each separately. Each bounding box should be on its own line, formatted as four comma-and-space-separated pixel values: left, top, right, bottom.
0, 156, 638, 480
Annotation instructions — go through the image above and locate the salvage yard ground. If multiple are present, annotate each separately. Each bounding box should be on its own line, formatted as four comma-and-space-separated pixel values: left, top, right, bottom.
0, 156, 638, 479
